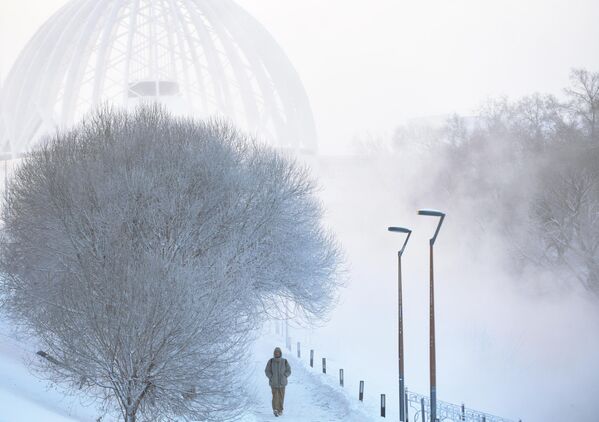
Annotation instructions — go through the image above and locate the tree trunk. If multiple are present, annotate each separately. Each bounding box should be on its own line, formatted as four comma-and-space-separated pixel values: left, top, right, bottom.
124, 398, 137, 422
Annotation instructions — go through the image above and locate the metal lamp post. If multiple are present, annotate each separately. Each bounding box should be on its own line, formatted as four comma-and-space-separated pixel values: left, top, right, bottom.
387, 226, 412, 422
417, 209, 445, 422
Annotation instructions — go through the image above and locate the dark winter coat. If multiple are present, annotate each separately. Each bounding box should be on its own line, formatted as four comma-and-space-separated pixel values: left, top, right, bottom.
265, 348, 291, 388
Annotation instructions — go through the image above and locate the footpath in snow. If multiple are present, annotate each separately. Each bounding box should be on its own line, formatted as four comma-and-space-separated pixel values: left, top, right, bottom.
240, 335, 376, 422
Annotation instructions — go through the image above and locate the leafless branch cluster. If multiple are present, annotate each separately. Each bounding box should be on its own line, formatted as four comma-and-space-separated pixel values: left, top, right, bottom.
525, 165, 599, 295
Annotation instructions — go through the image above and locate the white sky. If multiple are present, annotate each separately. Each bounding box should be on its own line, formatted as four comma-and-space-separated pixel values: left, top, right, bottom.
1, 0, 599, 152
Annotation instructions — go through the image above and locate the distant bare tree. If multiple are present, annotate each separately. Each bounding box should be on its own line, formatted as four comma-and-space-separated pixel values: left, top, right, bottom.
444, 113, 469, 147
0, 106, 340, 421
511, 94, 566, 150
524, 163, 599, 295
565, 68, 599, 142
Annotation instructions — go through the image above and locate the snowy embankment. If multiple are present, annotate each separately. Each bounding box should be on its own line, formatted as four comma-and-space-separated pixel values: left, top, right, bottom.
0, 326, 376, 422
240, 334, 376, 422
0, 326, 99, 422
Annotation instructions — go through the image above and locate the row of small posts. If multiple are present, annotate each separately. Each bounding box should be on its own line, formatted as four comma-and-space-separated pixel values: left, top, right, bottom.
283, 328, 425, 420
281, 324, 518, 422
298, 341, 388, 418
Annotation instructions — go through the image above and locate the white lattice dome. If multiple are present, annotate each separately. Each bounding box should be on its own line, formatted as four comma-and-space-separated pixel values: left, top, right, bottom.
0, 0, 317, 156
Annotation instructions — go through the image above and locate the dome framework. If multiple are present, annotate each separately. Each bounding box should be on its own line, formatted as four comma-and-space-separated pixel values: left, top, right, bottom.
0, 0, 317, 155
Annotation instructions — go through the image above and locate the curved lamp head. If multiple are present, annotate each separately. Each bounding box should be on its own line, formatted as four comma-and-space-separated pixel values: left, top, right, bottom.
388, 227, 411, 234
388, 226, 412, 256
417, 209, 446, 245
418, 209, 446, 218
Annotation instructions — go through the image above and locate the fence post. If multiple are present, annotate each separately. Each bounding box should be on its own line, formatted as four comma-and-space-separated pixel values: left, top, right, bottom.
381, 394, 386, 417
359, 380, 364, 401
461, 403, 465, 421
310, 350, 314, 367
297, 342, 301, 359
420, 397, 425, 422
339, 369, 344, 387
322, 358, 327, 374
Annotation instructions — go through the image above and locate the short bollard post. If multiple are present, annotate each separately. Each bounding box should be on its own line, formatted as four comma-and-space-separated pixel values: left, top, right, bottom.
380, 394, 386, 417
420, 397, 426, 422
461, 403, 465, 421
310, 350, 314, 368
322, 358, 327, 374
359, 380, 364, 401
297, 342, 301, 358
339, 369, 344, 387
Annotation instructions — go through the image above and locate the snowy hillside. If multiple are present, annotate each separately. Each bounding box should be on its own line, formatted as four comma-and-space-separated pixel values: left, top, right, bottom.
0, 325, 100, 422
0, 325, 376, 422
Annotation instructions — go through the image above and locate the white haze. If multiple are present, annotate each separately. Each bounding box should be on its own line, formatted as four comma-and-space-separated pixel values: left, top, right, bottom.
287, 155, 599, 421
1, 2, 599, 422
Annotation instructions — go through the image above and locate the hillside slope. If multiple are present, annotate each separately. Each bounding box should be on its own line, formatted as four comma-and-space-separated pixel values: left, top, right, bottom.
0, 327, 375, 422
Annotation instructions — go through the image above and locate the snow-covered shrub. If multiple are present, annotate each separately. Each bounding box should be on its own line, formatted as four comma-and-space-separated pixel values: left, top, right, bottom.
0, 106, 340, 421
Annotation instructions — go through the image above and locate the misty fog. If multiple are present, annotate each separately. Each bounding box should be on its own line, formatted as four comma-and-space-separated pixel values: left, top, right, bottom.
285, 73, 599, 421
1, 1, 599, 422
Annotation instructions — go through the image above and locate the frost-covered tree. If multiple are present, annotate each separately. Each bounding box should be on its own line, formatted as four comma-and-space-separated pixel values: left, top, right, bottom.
0, 106, 340, 421
565, 68, 599, 142
525, 165, 599, 295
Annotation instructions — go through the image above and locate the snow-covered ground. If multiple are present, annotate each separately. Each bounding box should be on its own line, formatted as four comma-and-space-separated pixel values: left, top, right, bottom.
0, 324, 376, 422
240, 333, 376, 422
0, 327, 100, 422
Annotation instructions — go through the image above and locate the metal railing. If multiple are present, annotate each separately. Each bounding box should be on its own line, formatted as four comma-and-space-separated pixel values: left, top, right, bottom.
406, 390, 516, 422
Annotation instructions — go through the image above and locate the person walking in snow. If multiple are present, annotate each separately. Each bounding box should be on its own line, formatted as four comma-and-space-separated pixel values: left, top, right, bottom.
265, 346, 291, 417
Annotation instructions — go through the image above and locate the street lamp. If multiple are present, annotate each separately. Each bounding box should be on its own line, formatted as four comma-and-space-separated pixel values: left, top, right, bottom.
418, 209, 445, 422
387, 226, 412, 422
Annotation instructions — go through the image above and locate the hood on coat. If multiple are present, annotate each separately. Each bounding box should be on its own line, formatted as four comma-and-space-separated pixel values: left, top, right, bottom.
273, 347, 282, 358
